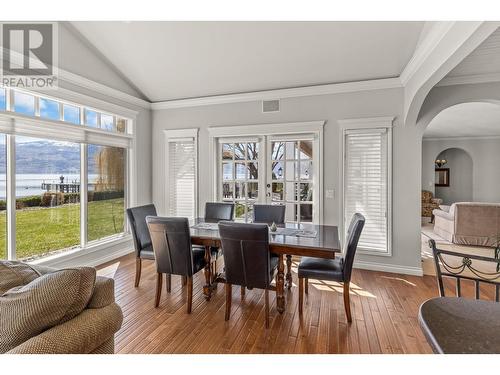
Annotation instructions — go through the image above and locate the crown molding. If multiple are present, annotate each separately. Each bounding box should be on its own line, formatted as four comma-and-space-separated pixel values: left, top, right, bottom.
436, 72, 500, 87
423, 135, 500, 141
150, 78, 402, 110
1, 47, 151, 110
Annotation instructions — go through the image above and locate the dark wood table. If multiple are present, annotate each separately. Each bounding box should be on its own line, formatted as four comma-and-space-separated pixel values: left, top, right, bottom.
189, 218, 341, 313
419, 297, 500, 354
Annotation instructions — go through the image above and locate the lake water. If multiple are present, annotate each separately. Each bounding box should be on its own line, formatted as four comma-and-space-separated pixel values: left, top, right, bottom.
0, 174, 99, 200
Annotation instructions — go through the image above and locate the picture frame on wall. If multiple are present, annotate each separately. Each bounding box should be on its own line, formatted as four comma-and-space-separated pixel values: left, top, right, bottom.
435, 168, 450, 187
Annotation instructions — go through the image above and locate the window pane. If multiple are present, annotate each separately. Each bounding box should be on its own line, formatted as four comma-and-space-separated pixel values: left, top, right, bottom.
247, 182, 258, 200
285, 141, 297, 159
0, 136, 6, 259
299, 140, 312, 160
222, 162, 233, 180
285, 161, 297, 181
15, 136, 80, 260
235, 202, 246, 220
234, 143, 246, 160
63, 104, 80, 124
101, 114, 114, 131
222, 182, 233, 200
271, 182, 283, 201
272, 161, 284, 180
298, 183, 313, 201
235, 182, 245, 199
300, 204, 313, 222
116, 118, 127, 133
39, 98, 60, 120
300, 161, 312, 180
87, 145, 125, 242
235, 162, 246, 180
0, 89, 6, 111
247, 162, 258, 180
271, 142, 284, 160
222, 143, 233, 160
247, 142, 259, 160
13, 92, 35, 116
85, 109, 99, 128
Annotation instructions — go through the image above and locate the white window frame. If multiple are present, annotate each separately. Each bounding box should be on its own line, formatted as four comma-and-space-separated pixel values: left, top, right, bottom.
161, 128, 199, 219
339, 116, 393, 257
0, 87, 137, 261
208, 121, 324, 224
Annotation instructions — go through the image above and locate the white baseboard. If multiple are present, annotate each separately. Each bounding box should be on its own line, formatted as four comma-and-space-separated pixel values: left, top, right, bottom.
353, 260, 423, 276
30, 236, 134, 269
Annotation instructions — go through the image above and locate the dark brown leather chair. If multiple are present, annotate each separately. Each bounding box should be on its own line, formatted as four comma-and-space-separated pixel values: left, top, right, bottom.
253, 204, 285, 224
204, 202, 234, 279
126, 204, 157, 287
218, 221, 278, 328
298, 213, 365, 322
205, 202, 234, 222
146, 216, 207, 313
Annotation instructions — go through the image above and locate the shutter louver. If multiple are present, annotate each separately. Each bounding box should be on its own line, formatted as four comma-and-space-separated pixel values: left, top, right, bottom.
344, 129, 389, 254
168, 139, 196, 220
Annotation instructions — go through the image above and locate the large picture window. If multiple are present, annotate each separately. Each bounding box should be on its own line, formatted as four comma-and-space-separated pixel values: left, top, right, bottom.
0, 87, 133, 261
15, 137, 81, 260
87, 145, 125, 242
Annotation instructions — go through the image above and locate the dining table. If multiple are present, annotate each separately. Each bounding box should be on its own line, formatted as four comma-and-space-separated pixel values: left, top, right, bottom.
189, 218, 341, 313
419, 297, 500, 353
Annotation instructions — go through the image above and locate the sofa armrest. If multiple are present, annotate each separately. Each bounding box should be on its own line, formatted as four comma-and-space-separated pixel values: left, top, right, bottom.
431, 198, 443, 205
88, 276, 115, 309
6, 303, 123, 354
433, 208, 454, 221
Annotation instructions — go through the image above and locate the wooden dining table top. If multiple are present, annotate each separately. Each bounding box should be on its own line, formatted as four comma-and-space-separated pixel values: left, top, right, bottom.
189, 218, 341, 258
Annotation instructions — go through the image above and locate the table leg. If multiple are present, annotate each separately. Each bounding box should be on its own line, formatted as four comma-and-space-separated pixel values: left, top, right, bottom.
203, 245, 212, 300
285, 254, 292, 289
277, 254, 285, 314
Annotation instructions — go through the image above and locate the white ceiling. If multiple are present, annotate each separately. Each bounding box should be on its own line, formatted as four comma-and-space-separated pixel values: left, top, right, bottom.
423, 102, 500, 138
446, 27, 500, 78
70, 21, 424, 102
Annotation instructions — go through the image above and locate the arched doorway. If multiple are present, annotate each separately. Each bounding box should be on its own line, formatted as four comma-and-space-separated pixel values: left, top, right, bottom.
433, 148, 473, 205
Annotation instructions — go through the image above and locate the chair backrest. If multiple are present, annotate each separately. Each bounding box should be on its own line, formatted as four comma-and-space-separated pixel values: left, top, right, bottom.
253, 204, 285, 224
146, 216, 194, 277
126, 204, 157, 256
342, 213, 365, 282
218, 221, 272, 289
205, 202, 234, 222
429, 239, 500, 301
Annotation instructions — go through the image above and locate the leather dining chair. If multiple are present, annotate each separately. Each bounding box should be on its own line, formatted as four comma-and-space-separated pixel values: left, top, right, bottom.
253, 204, 285, 224
297, 213, 365, 322
146, 216, 207, 313
204, 202, 234, 280
126, 204, 157, 287
218, 221, 279, 328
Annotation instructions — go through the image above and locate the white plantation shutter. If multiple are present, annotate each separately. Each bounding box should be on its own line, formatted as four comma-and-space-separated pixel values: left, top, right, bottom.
168, 138, 196, 220
344, 128, 390, 254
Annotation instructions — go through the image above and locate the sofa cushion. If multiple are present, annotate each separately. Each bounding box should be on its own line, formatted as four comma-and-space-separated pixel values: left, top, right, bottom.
0, 261, 41, 295
0, 267, 96, 353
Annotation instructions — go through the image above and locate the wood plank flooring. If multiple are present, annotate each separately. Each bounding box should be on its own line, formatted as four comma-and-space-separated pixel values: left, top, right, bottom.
97, 253, 496, 354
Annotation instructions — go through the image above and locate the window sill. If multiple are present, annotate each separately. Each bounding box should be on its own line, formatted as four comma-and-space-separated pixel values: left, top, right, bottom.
28, 233, 133, 268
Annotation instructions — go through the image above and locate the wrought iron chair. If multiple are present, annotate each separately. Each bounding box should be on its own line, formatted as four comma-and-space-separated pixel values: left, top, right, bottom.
429, 239, 500, 301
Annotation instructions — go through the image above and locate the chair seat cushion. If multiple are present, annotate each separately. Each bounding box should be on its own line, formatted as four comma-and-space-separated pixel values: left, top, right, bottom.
192, 247, 207, 274
139, 246, 155, 260
298, 256, 344, 282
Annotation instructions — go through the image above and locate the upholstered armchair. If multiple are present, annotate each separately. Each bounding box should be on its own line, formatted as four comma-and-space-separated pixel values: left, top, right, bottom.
421, 190, 442, 219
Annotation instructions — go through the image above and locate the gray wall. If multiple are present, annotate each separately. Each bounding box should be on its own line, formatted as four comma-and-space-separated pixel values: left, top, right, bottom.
153, 88, 423, 273
422, 138, 500, 204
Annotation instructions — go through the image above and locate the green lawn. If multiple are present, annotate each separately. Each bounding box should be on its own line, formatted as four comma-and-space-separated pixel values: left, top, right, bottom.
0, 198, 124, 260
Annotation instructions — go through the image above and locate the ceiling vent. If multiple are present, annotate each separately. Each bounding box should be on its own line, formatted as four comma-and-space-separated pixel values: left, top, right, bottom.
262, 99, 280, 113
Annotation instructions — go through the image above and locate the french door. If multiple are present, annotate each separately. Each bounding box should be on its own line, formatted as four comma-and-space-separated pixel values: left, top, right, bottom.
218, 134, 318, 223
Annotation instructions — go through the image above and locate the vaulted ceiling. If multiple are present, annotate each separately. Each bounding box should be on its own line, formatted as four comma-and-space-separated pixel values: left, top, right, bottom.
70, 21, 424, 102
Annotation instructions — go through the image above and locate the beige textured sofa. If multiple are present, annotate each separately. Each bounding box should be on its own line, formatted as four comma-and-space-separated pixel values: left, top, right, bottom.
433, 202, 500, 247
1, 263, 123, 354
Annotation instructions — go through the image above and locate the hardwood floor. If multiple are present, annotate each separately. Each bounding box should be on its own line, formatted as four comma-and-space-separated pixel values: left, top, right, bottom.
97, 253, 494, 354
